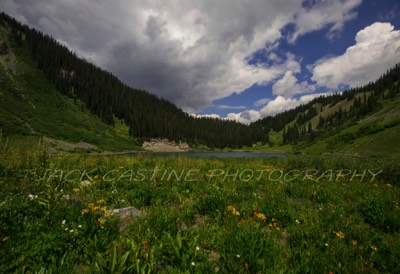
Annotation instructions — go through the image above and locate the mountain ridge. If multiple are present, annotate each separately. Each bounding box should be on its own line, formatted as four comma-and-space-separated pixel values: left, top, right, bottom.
1, 12, 400, 155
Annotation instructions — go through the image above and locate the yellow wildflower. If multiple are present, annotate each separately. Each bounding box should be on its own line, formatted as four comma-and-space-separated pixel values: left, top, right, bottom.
92, 206, 100, 212
227, 206, 240, 216
97, 218, 105, 225
371, 245, 378, 251
2, 236, 9, 242
335, 231, 345, 240
81, 208, 89, 214
100, 206, 107, 211
88, 203, 95, 209
352, 240, 358, 246
104, 211, 115, 217
97, 199, 105, 204
73, 188, 79, 193
256, 213, 267, 221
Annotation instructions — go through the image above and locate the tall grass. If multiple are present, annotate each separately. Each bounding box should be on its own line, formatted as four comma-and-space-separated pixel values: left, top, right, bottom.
0, 140, 399, 273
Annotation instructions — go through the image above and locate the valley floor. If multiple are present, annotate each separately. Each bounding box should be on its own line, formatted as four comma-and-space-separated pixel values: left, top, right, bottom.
0, 140, 399, 273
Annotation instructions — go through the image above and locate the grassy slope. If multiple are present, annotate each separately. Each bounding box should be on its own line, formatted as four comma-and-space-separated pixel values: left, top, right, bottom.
0, 28, 139, 152
303, 93, 400, 156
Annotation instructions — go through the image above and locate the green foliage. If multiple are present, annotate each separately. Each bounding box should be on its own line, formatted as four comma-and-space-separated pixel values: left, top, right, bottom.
1, 141, 399, 272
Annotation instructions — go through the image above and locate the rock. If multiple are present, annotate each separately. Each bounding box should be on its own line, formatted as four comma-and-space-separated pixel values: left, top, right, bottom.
142, 138, 189, 152
108, 206, 146, 219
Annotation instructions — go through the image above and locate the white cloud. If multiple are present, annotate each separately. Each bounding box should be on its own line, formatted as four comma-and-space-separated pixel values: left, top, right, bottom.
312, 22, 400, 89
227, 93, 328, 123
289, 0, 362, 42
217, 105, 246, 110
0, 0, 363, 112
272, 71, 314, 97
227, 110, 261, 124
194, 113, 221, 119
254, 98, 270, 107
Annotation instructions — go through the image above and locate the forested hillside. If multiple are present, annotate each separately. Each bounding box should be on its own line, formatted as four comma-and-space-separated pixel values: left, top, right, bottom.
0, 12, 264, 149
1, 12, 399, 153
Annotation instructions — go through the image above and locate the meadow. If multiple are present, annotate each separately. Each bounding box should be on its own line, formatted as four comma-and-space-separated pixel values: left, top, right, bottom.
0, 137, 399, 273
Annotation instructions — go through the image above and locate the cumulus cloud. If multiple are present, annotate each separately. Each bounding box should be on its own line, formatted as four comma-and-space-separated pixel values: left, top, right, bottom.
227, 110, 261, 124
289, 0, 362, 42
254, 98, 271, 107
0, 0, 362, 112
272, 71, 314, 97
312, 22, 400, 88
227, 93, 328, 124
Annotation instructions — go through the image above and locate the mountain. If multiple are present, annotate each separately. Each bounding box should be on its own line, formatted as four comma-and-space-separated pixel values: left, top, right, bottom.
0, 12, 264, 150
1, 12, 399, 155
254, 64, 400, 156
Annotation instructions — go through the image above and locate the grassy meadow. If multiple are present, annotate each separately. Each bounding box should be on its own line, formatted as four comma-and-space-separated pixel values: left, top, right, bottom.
0, 137, 399, 273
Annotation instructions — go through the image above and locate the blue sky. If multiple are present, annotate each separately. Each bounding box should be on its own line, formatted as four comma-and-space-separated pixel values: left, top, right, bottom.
1, 0, 399, 123
199, 0, 400, 122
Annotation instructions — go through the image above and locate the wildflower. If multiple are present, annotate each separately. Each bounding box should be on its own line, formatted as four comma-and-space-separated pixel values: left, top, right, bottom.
71, 196, 78, 204
88, 203, 95, 209
352, 240, 358, 246
240, 218, 244, 224
125, 214, 130, 224
70, 229, 74, 233
73, 188, 79, 193
256, 213, 267, 221
236, 254, 240, 258
92, 206, 100, 212
334, 231, 345, 240
97, 218, 105, 225
61, 220, 66, 226
27, 194, 38, 200
249, 217, 253, 223
244, 262, 249, 270
191, 262, 196, 267
81, 208, 89, 215
104, 211, 115, 217
295, 219, 300, 224
227, 205, 240, 216
97, 199, 105, 204
371, 245, 378, 251
100, 207, 107, 211
78, 225, 82, 228
143, 240, 148, 250
325, 243, 329, 247
196, 246, 200, 251
2, 236, 9, 242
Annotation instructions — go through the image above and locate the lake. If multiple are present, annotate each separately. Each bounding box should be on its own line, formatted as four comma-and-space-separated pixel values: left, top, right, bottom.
133, 151, 287, 158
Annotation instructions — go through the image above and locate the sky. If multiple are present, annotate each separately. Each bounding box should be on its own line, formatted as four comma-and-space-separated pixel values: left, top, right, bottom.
1, 0, 400, 123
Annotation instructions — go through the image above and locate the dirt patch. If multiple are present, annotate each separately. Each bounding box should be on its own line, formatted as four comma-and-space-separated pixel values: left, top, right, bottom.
44, 137, 99, 154
142, 138, 189, 152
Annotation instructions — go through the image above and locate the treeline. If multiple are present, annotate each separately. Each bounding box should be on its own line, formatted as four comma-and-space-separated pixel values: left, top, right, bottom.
0, 12, 266, 148
2, 12, 399, 148
277, 64, 400, 145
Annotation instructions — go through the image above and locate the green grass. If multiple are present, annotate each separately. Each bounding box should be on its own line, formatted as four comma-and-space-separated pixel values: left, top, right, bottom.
1, 139, 399, 273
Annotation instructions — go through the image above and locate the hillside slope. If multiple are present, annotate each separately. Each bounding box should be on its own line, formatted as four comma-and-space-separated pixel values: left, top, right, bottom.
0, 23, 138, 152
